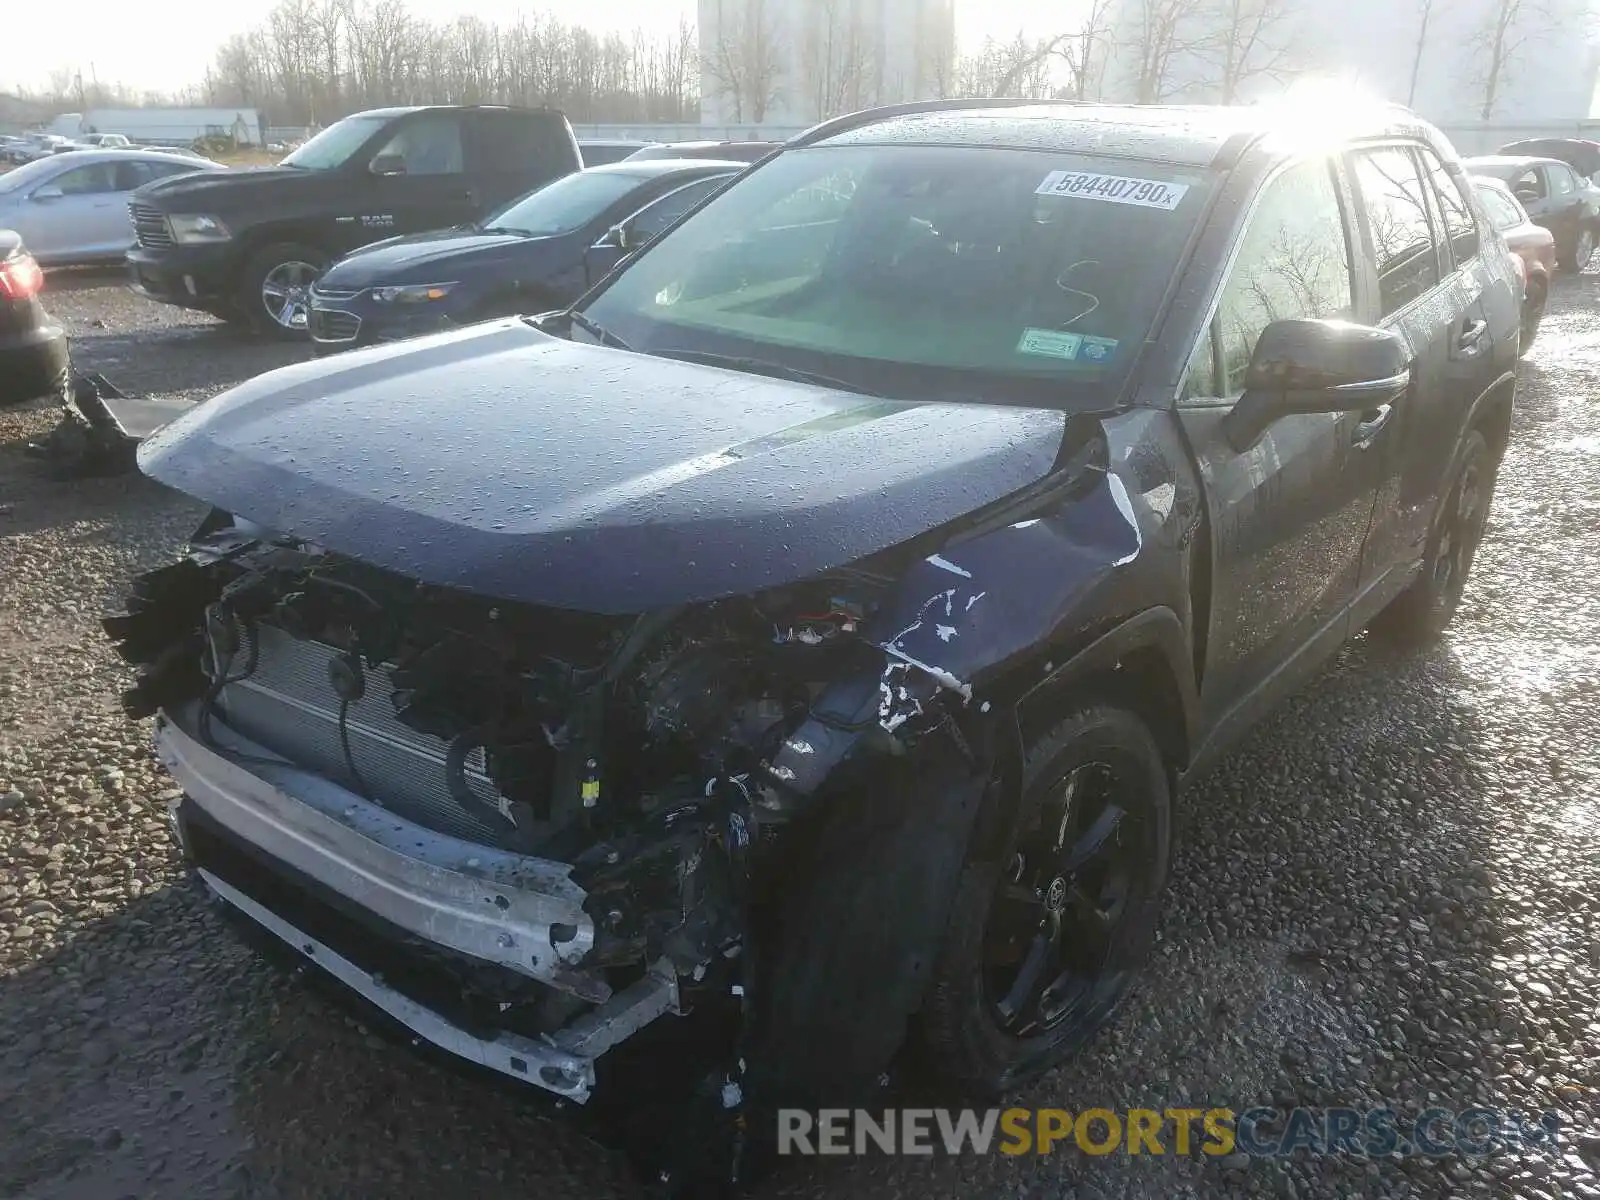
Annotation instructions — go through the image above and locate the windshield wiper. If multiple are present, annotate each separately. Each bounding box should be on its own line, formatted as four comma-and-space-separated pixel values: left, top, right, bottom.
650, 349, 876, 396
566, 309, 632, 351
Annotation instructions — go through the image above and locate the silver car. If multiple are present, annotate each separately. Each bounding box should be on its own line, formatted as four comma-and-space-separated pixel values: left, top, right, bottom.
0, 149, 228, 266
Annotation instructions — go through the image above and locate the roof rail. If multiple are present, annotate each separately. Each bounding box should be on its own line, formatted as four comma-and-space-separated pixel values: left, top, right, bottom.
786, 97, 1093, 149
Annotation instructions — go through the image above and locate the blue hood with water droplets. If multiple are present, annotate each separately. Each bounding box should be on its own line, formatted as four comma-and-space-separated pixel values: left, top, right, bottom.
137, 319, 1069, 613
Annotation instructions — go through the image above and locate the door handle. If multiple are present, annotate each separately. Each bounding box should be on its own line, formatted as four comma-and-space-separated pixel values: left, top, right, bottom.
1351, 403, 1392, 450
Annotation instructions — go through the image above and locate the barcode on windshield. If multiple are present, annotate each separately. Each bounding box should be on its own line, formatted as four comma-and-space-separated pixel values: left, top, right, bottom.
1036, 171, 1190, 210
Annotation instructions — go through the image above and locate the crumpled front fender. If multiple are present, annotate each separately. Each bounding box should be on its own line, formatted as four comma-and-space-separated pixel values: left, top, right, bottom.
864, 466, 1146, 697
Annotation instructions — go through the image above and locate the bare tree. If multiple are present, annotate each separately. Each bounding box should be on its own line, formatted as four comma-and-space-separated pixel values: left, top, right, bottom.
953, 33, 1058, 98
957, 1, 1114, 101
1203, 0, 1304, 103
31, 0, 703, 129
1059, 0, 1116, 100
1123, 0, 1212, 104
1407, 0, 1436, 106
1466, 0, 1557, 119
800, 0, 883, 118
912, 0, 959, 98
707, 0, 785, 122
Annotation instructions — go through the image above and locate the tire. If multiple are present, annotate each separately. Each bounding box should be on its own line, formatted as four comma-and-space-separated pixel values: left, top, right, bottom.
238, 241, 329, 340
1518, 283, 1546, 357
1563, 225, 1596, 274
920, 704, 1172, 1098
0, 344, 70, 408
1369, 429, 1495, 648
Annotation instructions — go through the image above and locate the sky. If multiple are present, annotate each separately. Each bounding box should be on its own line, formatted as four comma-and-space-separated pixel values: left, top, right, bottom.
3, 0, 1046, 96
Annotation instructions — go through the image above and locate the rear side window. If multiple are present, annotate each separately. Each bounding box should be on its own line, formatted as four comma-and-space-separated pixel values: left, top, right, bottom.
472, 113, 577, 182
1416, 150, 1479, 266
1350, 147, 1439, 317
117, 160, 198, 190
1475, 184, 1524, 232
1549, 164, 1577, 196
1204, 157, 1355, 397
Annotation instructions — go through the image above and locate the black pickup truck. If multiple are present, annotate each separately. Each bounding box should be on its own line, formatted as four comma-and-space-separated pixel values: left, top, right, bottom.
126, 106, 581, 339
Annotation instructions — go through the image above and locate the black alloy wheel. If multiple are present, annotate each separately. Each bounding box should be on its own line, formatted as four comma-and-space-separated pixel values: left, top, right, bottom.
1370, 428, 1495, 646
922, 705, 1171, 1096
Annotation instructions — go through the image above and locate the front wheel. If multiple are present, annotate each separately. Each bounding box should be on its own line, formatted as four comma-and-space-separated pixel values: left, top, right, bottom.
921, 705, 1172, 1097
239, 242, 329, 340
1519, 282, 1546, 357
1564, 225, 1596, 273
1369, 429, 1495, 647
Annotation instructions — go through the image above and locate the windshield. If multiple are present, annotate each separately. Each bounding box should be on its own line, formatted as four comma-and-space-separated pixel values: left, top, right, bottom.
483, 170, 646, 235
579, 144, 1209, 406
0, 156, 67, 193
281, 115, 390, 170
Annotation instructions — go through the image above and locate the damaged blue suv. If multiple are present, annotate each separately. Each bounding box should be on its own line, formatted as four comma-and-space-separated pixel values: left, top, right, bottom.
106, 99, 1517, 1192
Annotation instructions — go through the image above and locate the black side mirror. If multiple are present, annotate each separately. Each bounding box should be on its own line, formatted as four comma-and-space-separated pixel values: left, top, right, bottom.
369, 153, 406, 176
1222, 318, 1411, 453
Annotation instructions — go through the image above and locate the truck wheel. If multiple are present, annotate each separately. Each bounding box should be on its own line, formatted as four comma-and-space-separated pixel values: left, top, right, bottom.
921, 704, 1171, 1098
1369, 429, 1495, 648
239, 242, 328, 340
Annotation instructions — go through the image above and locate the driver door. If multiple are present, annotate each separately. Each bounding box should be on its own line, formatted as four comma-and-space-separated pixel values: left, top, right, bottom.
24, 160, 126, 260
1541, 162, 1586, 251
1177, 155, 1384, 722
367, 114, 479, 236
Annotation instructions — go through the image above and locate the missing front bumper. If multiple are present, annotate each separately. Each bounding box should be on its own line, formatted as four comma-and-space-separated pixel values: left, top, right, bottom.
157, 702, 681, 1101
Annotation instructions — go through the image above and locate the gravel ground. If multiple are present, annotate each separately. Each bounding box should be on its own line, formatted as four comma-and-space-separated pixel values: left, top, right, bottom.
1, 275, 1597, 1200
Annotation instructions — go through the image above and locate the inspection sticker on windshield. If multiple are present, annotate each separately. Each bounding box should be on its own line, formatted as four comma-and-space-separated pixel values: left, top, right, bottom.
1036, 170, 1189, 210
1016, 329, 1084, 360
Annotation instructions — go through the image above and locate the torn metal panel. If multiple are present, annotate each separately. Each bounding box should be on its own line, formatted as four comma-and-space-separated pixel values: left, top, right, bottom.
25, 370, 193, 477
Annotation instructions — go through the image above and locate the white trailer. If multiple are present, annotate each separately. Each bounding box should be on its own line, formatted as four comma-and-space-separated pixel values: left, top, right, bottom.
49, 108, 264, 147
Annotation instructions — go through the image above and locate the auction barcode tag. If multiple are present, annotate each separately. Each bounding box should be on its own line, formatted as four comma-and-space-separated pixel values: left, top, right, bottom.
1036, 171, 1190, 210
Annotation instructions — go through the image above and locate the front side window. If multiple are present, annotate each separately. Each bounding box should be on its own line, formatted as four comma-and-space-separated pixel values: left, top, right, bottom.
1203, 158, 1354, 397
1350, 147, 1439, 318
627, 176, 733, 240
1510, 168, 1545, 202
1417, 151, 1479, 266
580, 144, 1211, 407
376, 116, 464, 176
47, 163, 121, 195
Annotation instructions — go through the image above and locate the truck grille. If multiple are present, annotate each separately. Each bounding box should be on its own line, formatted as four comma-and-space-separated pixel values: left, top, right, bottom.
310, 308, 361, 342
129, 202, 172, 249
216, 623, 524, 848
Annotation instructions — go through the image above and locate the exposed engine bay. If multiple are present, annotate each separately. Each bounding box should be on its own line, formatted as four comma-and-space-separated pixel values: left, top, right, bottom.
103, 513, 975, 1106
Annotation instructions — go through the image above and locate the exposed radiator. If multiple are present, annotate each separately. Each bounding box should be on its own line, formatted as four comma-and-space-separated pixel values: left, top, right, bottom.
217, 623, 522, 847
